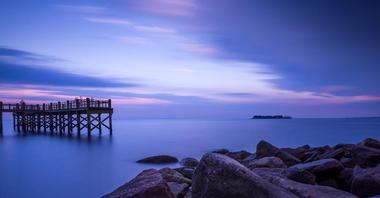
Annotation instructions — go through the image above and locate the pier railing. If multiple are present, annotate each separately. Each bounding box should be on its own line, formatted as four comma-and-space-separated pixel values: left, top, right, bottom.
0, 98, 112, 113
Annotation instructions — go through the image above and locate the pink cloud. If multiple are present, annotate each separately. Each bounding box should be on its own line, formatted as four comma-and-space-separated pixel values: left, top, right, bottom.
179, 42, 220, 55
112, 97, 173, 105
137, 0, 198, 17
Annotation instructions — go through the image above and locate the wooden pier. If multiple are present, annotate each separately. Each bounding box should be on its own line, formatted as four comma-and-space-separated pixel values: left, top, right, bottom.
0, 98, 113, 136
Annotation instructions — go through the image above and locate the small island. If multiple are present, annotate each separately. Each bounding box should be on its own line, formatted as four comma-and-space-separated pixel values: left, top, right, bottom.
252, 115, 292, 119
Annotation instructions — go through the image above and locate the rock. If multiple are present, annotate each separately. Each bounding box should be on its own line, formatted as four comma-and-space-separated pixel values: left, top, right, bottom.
318, 148, 345, 160
245, 156, 287, 169
288, 159, 344, 181
179, 157, 199, 168
225, 150, 252, 162
281, 145, 311, 160
257, 172, 357, 198
137, 155, 178, 164
251, 168, 287, 179
168, 182, 189, 198
102, 169, 175, 198
286, 168, 316, 185
184, 187, 192, 198
318, 178, 337, 188
340, 157, 356, 168
351, 145, 380, 167
174, 167, 195, 179
192, 153, 298, 198
256, 140, 301, 166
159, 168, 192, 184
359, 138, 380, 150
351, 164, 380, 197
336, 168, 353, 191
211, 148, 229, 154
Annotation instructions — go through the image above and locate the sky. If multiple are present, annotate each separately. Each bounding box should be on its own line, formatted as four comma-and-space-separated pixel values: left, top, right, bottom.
0, 0, 379, 118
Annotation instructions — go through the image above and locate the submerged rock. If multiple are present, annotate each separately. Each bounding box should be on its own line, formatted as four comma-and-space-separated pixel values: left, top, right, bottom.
180, 157, 199, 168
102, 169, 174, 198
192, 153, 298, 198
351, 164, 380, 197
256, 140, 301, 166
137, 155, 178, 164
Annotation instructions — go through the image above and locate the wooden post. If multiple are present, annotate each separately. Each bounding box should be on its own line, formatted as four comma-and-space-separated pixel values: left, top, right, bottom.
86, 98, 90, 109
109, 113, 113, 135
0, 101, 3, 134
87, 113, 91, 136
13, 113, 16, 131
77, 113, 81, 136
98, 113, 102, 134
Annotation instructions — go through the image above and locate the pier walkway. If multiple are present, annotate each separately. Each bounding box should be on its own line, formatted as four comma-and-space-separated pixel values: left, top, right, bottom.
0, 98, 113, 136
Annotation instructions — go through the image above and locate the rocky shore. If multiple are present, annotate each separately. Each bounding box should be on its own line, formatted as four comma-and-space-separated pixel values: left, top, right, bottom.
102, 138, 380, 198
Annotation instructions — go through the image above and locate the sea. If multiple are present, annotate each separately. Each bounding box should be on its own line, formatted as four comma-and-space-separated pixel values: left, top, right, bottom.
0, 117, 379, 198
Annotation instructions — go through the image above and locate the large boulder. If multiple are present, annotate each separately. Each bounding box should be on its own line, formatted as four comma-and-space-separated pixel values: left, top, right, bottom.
137, 155, 178, 164
257, 172, 356, 198
351, 164, 380, 197
245, 156, 287, 169
159, 167, 192, 184
180, 157, 199, 168
192, 153, 298, 198
256, 140, 301, 166
359, 138, 380, 150
351, 145, 380, 167
102, 169, 175, 198
288, 159, 344, 181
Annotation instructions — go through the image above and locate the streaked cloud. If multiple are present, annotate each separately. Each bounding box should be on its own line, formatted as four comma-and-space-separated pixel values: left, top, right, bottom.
179, 42, 220, 55
84, 17, 133, 25
57, 5, 108, 14
133, 25, 176, 33
119, 36, 152, 45
136, 0, 198, 17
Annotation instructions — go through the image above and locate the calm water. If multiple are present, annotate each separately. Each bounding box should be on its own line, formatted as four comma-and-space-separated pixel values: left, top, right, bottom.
0, 118, 379, 198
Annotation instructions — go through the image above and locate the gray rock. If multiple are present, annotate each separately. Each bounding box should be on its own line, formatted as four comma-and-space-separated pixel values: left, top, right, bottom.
359, 138, 380, 150
281, 145, 311, 160
256, 140, 301, 166
159, 167, 192, 184
286, 168, 316, 185
192, 153, 298, 198
351, 145, 380, 167
341, 157, 356, 168
102, 169, 175, 198
351, 164, 380, 197
137, 155, 178, 164
179, 157, 199, 168
246, 156, 287, 169
288, 158, 344, 181
336, 168, 353, 191
258, 172, 356, 198
174, 167, 195, 179
251, 168, 287, 178
168, 182, 189, 198
318, 148, 345, 160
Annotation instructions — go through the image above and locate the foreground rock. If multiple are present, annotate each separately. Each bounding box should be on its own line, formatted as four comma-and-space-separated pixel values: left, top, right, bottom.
351, 164, 380, 197
288, 159, 343, 181
256, 140, 301, 166
102, 169, 174, 198
192, 153, 298, 198
137, 155, 178, 164
159, 167, 192, 185
351, 145, 380, 167
245, 156, 287, 169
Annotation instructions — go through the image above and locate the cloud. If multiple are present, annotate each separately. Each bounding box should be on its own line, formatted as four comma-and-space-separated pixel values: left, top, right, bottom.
57, 5, 108, 14
136, 0, 198, 17
112, 97, 173, 105
84, 17, 133, 26
119, 36, 152, 45
0, 47, 138, 88
133, 25, 176, 33
179, 42, 220, 55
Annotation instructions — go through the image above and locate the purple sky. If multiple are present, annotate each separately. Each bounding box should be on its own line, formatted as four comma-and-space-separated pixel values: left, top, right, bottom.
1, 0, 380, 118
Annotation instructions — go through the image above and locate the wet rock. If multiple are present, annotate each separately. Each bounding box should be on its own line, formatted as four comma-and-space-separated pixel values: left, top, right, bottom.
286, 168, 316, 185
168, 182, 189, 198
211, 148, 229, 154
288, 158, 344, 181
179, 157, 199, 168
137, 155, 178, 164
159, 168, 192, 184
102, 169, 175, 198
336, 168, 353, 191
258, 173, 356, 198
225, 150, 252, 162
359, 138, 380, 150
351, 164, 380, 197
174, 167, 195, 179
351, 145, 380, 167
192, 153, 298, 198
246, 156, 287, 169
256, 140, 301, 166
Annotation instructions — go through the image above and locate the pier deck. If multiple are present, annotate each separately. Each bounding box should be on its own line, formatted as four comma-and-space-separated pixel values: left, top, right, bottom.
0, 98, 113, 136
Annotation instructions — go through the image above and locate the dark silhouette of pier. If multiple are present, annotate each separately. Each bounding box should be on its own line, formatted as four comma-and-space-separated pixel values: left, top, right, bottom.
0, 98, 113, 136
